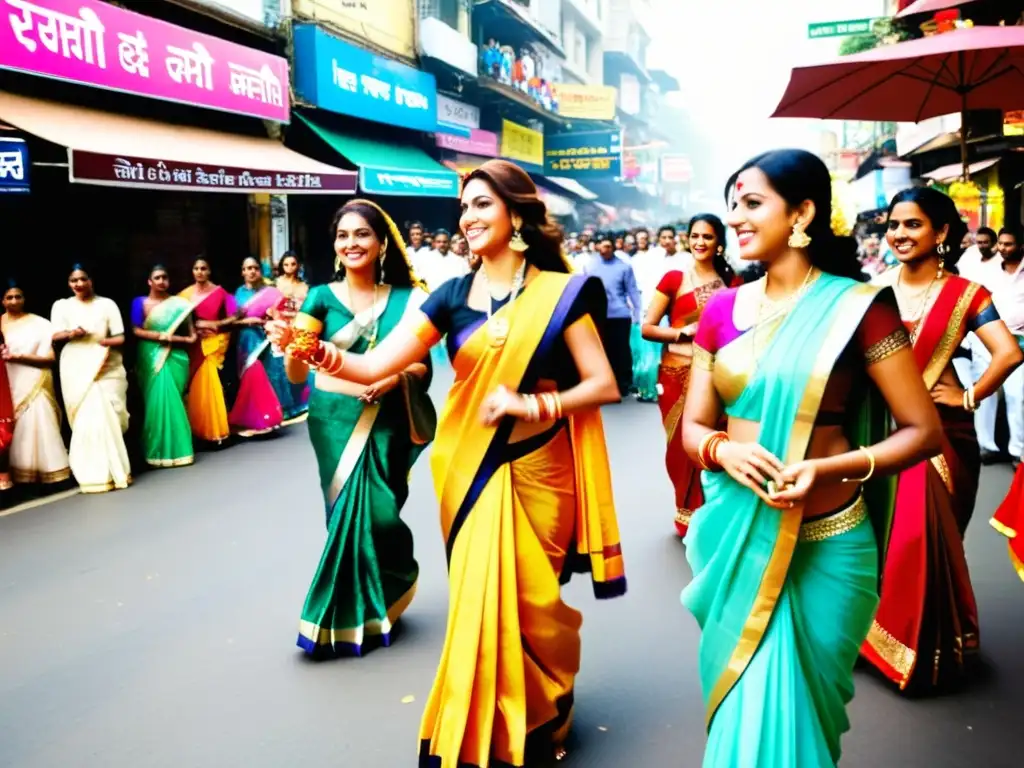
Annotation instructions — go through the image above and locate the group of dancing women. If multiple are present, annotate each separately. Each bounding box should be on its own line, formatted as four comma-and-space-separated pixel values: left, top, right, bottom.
257, 152, 1024, 767
0, 251, 312, 500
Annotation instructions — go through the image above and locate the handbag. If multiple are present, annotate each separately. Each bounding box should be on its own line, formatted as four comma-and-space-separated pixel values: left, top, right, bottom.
399, 372, 437, 445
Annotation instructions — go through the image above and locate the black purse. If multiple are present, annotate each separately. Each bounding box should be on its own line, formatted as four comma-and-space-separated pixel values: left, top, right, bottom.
399, 372, 437, 445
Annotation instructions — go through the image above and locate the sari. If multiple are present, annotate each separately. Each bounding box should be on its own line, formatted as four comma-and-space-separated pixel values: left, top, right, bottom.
132, 296, 194, 468
1, 313, 69, 485
655, 270, 730, 537
179, 285, 236, 444
630, 324, 660, 401
415, 271, 625, 768
862, 276, 985, 691
0, 352, 11, 490
272, 277, 311, 422
296, 283, 431, 656
684, 275, 895, 767
51, 296, 132, 494
991, 464, 1024, 582
228, 284, 284, 437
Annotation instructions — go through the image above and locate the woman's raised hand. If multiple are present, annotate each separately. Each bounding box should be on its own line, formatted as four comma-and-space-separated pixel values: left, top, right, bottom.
265, 319, 293, 349
480, 385, 527, 427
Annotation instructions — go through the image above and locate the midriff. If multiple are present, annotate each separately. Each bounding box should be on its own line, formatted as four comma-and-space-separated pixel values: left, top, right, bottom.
727, 416, 860, 518
509, 378, 561, 443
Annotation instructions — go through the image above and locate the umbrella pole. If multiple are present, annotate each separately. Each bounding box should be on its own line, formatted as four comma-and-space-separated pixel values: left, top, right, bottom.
960, 106, 969, 181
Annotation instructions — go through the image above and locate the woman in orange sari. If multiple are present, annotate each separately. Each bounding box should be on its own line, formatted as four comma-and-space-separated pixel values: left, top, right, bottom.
863, 187, 1022, 693
269, 159, 625, 766
643, 213, 736, 537
179, 258, 237, 445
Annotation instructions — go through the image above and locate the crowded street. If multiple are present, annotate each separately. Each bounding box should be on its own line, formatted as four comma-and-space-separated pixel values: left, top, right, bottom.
0, 375, 1020, 767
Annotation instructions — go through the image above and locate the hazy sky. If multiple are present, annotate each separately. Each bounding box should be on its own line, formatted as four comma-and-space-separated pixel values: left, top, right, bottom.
646, 0, 885, 191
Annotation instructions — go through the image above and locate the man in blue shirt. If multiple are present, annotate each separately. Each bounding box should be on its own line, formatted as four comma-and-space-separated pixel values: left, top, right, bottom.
582, 233, 643, 397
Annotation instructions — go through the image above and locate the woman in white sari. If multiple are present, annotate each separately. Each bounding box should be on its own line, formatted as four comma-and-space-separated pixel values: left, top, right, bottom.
1, 282, 70, 486
51, 266, 132, 493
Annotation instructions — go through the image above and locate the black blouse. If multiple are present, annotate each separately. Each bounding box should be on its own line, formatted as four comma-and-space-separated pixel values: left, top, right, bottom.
420, 272, 607, 388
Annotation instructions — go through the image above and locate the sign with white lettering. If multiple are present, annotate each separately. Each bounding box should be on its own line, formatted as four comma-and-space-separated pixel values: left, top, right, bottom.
544, 130, 621, 179
69, 151, 357, 194
436, 94, 479, 138
0, 137, 29, 193
0, 0, 289, 121
293, 24, 438, 132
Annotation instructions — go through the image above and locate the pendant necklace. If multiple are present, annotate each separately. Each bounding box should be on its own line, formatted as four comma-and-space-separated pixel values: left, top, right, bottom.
895, 266, 938, 344
752, 266, 816, 358
479, 258, 527, 348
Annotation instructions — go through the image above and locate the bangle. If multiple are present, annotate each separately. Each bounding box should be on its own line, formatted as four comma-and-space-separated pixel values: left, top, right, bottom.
697, 430, 728, 471
522, 394, 540, 423
552, 392, 563, 420
841, 446, 875, 484
967, 384, 977, 412
538, 392, 555, 422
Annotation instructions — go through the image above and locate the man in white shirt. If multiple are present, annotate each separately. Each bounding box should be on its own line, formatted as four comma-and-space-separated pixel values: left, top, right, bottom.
968, 228, 1024, 463
953, 227, 999, 392
632, 225, 691, 312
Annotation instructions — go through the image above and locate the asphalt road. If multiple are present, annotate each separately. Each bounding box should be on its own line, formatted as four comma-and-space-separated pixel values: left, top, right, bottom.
1, 375, 1021, 768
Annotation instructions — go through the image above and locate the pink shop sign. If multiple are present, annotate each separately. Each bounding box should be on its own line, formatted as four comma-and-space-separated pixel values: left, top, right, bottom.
435, 129, 499, 158
0, 0, 290, 122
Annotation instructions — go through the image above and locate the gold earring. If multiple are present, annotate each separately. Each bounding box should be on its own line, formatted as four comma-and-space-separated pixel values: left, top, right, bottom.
379, 238, 388, 284
717, 245, 724, 256
509, 214, 529, 253
788, 223, 812, 249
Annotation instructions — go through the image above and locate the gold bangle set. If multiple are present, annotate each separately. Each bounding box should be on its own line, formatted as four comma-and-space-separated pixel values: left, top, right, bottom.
841, 446, 876, 484
522, 392, 564, 423
962, 384, 978, 412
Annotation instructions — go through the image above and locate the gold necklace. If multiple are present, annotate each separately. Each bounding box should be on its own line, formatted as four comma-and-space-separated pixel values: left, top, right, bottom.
753, 266, 816, 357
895, 266, 938, 343
344, 280, 381, 349
479, 258, 527, 348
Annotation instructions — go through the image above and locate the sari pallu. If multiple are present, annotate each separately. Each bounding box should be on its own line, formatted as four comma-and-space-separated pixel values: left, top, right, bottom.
659, 361, 703, 537
228, 285, 283, 437
631, 324, 660, 401
180, 285, 235, 444
863, 278, 982, 692
2, 314, 69, 485
134, 297, 194, 468
683, 276, 894, 767
297, 285, 430, 656
419, 272, 625, 768
0, 356, 12, 489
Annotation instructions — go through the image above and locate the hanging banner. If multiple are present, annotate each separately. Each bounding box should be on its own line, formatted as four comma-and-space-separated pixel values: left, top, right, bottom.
551, 84, 617, 120
544, 130, 621, 179
0, 137, 29, 193
0, 0, 289, 122
436, 128, 499, 158
500, 119, 544, 169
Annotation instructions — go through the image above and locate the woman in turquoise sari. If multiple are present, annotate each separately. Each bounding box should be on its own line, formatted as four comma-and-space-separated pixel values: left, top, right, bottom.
283, 200, 433, 657
131, 265, 197, 468
681, 150, 942, 766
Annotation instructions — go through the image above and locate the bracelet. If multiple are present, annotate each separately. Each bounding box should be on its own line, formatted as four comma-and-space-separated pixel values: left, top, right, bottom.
963, 384, 978, 412
696, 430, 728, 471
522, 394, 541, 423
841, 446, 875, 484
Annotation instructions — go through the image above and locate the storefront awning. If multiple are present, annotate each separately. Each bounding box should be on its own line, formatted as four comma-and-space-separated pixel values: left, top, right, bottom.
0, 91, 356, 194
923, 158, 1000, 183
299, 115, 459, 198
536, 185, 575, 217
544, 176, 598, 201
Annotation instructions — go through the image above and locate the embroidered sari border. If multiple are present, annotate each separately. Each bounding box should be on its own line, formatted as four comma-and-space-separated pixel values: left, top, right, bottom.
921, 282, 978, 390
704, 282, 881, 728
990, 517, 1018, 539
1009, 543, 1024, 582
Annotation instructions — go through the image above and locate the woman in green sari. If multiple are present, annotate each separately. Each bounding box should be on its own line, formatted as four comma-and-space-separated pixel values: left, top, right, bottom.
131, 265, 197, 468
285, 200, 433, 657
681, 150, 943, 766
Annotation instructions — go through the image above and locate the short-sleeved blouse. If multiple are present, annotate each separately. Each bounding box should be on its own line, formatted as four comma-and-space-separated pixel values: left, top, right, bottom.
693, 287, 909, 424
419, 272, 607, 388
51, 296, 126, 368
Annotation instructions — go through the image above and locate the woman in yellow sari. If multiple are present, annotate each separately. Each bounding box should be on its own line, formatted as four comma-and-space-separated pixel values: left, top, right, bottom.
1, 282, 70, 487
179, 258, 237, 445
269, 159, 624, 767
51, 265, 132, 493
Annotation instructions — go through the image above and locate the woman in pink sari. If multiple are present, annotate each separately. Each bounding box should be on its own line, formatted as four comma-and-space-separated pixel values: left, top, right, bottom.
228, 257, 283, 437
179, 258, 237, 444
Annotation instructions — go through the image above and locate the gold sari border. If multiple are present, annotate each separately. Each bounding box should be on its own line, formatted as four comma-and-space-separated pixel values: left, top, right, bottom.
12, 466, 71, 484
145, 456, 195, 468
327, 403, 379, 509
866, 619, 916, 688
798, 495, 867, 542
14, 375, 47, 420
990, 517, 1018, 539
923, 283, 979, 390
692, 344, 714, 372
78, 475, 133, 494
705, 282, 881, 728
675, 508, 693, 526
1009, 543, 1024, 583
931, 455, 955, 495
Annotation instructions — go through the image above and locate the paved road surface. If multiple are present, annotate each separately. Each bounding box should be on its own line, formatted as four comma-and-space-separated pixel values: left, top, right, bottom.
1, 378, 1021, 767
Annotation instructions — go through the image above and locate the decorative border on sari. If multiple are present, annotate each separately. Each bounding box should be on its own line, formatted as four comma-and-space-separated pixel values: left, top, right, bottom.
444, 276, 586, 563
12, 466, 71, 484
704, 282, 881, 728
931, 454, 955, 495
920, 281, 979, 389
990, 517, 1018, 538
865, 619, 917, 686
145, 455, 194, 468
14, 375, 46, 419
64, 346, 110, 426
327, 403, 380, 509
1008, 544, 1024, 583
297, 580, 417, 658
144, 298, 194, 375
79, 474, 132, 494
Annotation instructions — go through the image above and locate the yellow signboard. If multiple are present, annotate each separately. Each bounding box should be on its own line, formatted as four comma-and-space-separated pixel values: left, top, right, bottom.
293, 0, 416, 60
552, 84, 617, 120
500, 120, 544, 168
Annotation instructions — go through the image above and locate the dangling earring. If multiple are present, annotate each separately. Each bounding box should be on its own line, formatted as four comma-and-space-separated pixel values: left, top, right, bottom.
716, 245, 724, 256
378, 238, 388, 285
509, 214, 529, 253
788, 223, 812, 249
936, 241, 947, 278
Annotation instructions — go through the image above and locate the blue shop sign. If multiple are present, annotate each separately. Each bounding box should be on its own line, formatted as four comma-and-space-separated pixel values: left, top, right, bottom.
360, 167, 459, 198
544, 130, 622, 179
293, 25, 438, 132
0, 138, 30, 194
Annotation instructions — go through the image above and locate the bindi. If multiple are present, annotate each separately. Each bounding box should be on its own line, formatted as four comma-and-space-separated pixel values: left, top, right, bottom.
736, 181, 744, 191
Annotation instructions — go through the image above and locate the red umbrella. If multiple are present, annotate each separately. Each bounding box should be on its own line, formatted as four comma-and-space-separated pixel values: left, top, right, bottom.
772, 26, 1024, 178
896, 0, 973, 18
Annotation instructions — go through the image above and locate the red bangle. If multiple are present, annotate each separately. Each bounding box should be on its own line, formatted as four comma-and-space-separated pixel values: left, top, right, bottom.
697, 430, 728, 471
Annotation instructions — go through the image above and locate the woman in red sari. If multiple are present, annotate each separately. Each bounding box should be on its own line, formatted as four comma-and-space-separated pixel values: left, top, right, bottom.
863, 187, 1022, 693
0, 328, 13, 496
642, 213, 736, 537
992, 467, 1024, 582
